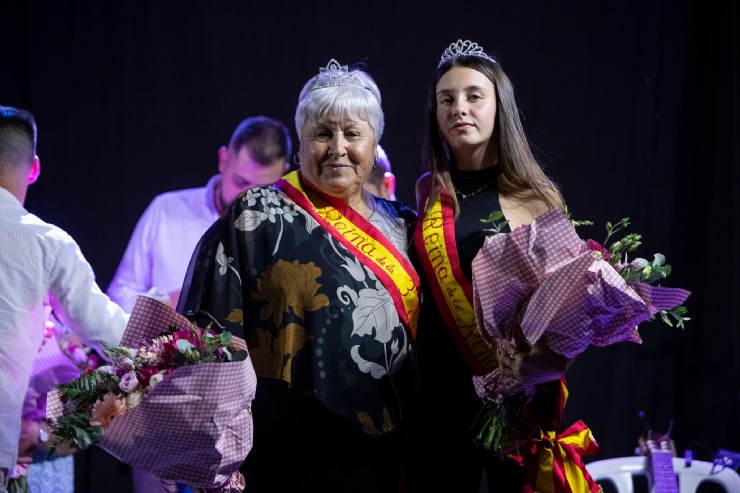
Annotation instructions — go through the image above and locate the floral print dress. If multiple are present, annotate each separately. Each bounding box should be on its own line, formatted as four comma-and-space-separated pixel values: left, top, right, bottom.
178, 183, 418, 492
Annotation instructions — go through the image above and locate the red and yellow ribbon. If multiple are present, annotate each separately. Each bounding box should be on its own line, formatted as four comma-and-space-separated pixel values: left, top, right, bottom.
519, 420, 601, 493
277, 171, 420, 337
414, 188, 497, 373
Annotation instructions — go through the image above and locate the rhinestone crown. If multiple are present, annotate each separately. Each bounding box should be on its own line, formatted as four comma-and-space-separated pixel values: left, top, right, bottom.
308, 59, 364, 92
438, 39, 497, 67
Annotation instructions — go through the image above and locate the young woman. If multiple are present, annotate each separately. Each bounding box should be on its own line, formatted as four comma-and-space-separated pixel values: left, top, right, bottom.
406, 40, 588, 492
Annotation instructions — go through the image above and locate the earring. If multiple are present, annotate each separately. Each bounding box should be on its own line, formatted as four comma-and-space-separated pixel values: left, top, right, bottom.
293, 154, 301, 165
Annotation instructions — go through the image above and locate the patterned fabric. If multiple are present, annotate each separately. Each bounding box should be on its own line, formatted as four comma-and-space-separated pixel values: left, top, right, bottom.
471, 207, 690, 360
27, 457, 73, 493
45, 297, 256, 489
23, 326, 83, 422
179, 180, 418, 438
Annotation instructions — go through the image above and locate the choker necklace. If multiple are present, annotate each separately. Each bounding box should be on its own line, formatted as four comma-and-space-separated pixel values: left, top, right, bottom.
454, 177, 497, 200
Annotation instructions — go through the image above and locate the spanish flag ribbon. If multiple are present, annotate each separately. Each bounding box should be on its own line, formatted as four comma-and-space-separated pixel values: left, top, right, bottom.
413, 188, 498, 373
521, 420, 601, 493
277, 171, 420, 336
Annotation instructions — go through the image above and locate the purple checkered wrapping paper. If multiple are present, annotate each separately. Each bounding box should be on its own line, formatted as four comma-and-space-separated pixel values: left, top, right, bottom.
25, 330, 83, 420
471, 208, 690, 398
47, 296, 257, 489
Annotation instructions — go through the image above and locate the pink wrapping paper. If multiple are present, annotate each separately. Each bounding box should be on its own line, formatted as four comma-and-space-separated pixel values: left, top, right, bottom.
47, 296, 257, 489
471, 207, 690, 397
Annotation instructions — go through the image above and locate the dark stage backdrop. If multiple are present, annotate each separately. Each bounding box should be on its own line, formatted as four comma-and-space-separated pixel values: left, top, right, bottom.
2, 1, 738, 491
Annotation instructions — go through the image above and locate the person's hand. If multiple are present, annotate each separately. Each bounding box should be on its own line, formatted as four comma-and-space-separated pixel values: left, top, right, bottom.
168, 289, 181, 308
17, 419, 42, 458
141, 287, 172, 307
497, 340, 571, 392
47, 432, 77, 457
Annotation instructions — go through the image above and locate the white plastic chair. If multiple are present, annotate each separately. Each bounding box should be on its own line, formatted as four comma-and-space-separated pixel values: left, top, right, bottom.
585, 456, 740, 493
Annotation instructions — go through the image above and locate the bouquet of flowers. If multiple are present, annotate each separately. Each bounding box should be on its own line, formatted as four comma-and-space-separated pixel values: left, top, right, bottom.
469, 207, 690, 455
46, 296, 257, 493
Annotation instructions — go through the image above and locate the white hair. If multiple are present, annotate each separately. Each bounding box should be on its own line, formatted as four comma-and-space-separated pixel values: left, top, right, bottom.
295, 69, 384, 143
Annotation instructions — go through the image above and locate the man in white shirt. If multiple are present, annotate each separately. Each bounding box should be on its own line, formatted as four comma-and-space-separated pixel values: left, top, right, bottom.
0, 106, 129, 490
107, 116, 292, 312
107, 116, 291, 492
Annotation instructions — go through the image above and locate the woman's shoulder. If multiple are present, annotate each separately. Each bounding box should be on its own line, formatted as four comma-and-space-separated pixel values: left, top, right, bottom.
499, 188, 553, 229
376, 196, 417, 222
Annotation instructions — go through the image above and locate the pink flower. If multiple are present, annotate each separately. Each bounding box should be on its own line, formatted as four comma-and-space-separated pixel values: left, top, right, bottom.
10, 463, 29, 479
82, 353, 99, 371
198, 470, 246, 493
90, 394, 127, 427
584, 239, 611, 261
119, 371, 140, 393
70, 346, 89, 365
137, 365, 166, 387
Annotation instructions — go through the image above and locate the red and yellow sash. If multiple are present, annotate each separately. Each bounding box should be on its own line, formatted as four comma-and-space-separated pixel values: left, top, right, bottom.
414, 187, 497, 374
277, 171, 420, 337
509, 378, 600, 493
520, 420, 601, 493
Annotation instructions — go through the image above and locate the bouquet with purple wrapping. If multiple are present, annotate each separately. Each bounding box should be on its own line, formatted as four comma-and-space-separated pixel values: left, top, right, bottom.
469, 207, 690, 453
46, 296, 256, 491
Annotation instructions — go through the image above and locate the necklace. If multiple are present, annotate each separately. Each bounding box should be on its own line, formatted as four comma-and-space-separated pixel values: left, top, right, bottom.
454, 177, 497, 200
366, 193, 377, 221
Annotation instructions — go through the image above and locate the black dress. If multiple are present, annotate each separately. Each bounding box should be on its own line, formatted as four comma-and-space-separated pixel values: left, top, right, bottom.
405, 166, 526, 493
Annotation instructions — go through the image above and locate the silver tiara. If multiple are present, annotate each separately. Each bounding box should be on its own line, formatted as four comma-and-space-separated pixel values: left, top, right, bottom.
308, 59, 364, 92
438, 39, 497, 67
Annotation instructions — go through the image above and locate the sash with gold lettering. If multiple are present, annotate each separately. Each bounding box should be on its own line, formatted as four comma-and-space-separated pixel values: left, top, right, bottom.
414, 187, 497, 374
277, 171, 420, 337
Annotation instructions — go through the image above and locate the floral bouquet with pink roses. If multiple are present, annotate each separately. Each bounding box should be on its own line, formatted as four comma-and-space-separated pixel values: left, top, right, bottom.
46, 296, 256, 492
469, 207, 690, 454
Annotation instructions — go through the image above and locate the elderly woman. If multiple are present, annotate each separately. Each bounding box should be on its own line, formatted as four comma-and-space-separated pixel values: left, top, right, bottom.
178, 59, 419, 493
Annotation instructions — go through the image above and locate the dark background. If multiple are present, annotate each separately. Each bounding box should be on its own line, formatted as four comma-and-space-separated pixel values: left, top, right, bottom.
2, 0, 738, 491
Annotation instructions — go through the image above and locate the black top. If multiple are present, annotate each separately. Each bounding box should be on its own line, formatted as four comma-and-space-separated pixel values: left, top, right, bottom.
406, 166, 526, 492
449, 165, 506, 281
411, 165, 506, 396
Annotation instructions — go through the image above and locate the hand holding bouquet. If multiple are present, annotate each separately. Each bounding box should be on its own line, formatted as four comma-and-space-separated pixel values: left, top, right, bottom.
469, 207, 690, 454
46, 296, 257, 492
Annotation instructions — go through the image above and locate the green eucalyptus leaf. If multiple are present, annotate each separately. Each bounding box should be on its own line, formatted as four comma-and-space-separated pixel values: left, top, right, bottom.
481, 210, 505, 223
673, 306, 688, 316
72, 425, 91, 448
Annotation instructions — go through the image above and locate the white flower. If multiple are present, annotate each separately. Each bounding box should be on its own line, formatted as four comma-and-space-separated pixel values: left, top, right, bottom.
125, 390, 143, 409
149, 373, 164, 387
629, 258, 648, 271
